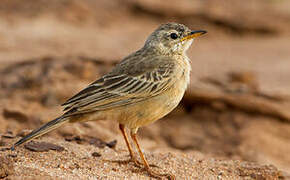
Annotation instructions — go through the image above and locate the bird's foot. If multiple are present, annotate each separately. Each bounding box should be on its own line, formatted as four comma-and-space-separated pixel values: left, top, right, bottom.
144, 168, 175, 180
131, 157, 143, 168
111, 157, 158, 168
110, 157, 142, 167
131, 158, 159, 168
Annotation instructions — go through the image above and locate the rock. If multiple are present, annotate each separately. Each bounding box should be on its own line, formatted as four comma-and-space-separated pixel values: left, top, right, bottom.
24, 141, 65, 152
106, 140, 117, 149
89, 137, 107, 148
92, 152, 102, 157
2, 109, 29, 123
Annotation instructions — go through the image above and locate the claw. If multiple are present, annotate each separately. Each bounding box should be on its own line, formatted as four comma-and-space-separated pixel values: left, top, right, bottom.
131, 158, 143, 168
145, 168, 175, 180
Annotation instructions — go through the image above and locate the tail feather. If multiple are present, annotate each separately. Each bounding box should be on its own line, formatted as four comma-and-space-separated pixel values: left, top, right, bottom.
11, 116, 69, 150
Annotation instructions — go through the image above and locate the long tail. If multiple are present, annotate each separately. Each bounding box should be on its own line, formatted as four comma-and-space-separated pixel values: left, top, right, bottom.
11, 116, 70, 150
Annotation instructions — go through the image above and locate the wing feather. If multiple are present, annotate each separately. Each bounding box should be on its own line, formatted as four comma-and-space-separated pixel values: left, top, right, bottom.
62, 56, 177, 115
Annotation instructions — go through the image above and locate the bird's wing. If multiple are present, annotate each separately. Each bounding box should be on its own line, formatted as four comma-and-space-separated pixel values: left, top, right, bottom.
62, 56, 177, 115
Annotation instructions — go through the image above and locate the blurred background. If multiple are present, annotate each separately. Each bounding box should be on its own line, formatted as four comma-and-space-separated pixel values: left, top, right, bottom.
0, 0, 290, 177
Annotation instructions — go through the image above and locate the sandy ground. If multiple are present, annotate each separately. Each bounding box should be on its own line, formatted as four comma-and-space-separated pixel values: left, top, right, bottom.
1, 0, 290, 179
0, 137, 282, 180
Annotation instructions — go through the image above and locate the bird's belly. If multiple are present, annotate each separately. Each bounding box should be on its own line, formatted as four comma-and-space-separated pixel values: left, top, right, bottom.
116, 79, 187, 130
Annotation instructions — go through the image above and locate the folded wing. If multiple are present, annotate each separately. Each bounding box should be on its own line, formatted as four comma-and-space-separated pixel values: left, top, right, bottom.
62, 56, 176, 115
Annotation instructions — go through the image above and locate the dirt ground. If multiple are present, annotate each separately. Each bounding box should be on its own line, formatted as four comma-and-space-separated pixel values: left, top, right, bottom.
1, 0, 290, 179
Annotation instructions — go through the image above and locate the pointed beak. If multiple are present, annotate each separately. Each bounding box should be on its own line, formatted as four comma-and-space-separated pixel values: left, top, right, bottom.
180, 30, 207, 42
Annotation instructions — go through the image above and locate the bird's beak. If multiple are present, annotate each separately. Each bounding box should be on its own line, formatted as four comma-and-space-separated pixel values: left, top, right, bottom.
180, 30, 207, 42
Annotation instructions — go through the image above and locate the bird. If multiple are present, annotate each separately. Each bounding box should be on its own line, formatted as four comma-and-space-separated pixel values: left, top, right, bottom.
11, 22, 206, 179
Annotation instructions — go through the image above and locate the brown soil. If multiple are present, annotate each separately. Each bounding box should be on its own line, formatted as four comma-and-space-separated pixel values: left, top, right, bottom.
1, 0, 290, 179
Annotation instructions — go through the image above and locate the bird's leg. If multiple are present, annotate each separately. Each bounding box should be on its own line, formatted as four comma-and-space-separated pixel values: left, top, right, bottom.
130, 132, 175, 180
119, 124, 142, 167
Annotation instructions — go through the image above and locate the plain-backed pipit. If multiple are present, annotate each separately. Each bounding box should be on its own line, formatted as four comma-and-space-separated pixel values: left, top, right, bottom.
11, 22, 206, 179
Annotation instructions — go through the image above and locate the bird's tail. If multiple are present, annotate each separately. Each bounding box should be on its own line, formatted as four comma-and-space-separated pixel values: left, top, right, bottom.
11, 116, 70, 150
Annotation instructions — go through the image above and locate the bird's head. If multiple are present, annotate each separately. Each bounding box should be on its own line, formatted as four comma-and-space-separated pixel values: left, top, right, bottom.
144, 22, 206, 55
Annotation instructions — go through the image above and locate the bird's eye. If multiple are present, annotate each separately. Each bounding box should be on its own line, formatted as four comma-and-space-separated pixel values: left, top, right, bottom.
170, 33, 178, 39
